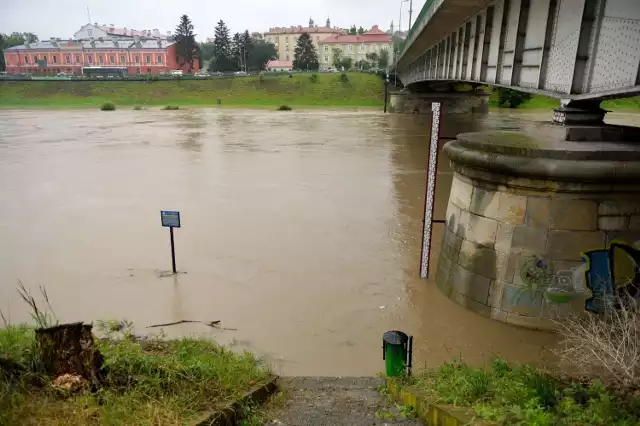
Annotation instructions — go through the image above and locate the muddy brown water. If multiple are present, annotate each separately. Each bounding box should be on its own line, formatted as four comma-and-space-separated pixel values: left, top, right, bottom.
1, 108, 638, 376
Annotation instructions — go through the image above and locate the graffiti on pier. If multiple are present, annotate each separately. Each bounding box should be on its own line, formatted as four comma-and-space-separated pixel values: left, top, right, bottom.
511, 241, 640, 315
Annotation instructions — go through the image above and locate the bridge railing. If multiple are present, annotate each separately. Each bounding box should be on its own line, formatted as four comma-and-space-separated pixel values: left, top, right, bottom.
400, 0, 444, 59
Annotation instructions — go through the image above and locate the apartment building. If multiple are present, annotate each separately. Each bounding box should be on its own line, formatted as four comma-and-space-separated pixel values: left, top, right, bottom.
264, 18, 345, 61
318, 25, 393, 69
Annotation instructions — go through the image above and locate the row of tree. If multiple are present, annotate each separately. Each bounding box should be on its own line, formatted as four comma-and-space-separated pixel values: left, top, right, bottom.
0, 32, 39, 71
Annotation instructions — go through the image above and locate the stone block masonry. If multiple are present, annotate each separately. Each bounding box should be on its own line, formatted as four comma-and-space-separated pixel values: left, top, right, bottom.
436, 130, 640, 330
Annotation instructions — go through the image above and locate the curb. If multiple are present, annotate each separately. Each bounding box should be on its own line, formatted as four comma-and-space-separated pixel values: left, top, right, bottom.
385, 379, 489, 425
192, 376, 279, 426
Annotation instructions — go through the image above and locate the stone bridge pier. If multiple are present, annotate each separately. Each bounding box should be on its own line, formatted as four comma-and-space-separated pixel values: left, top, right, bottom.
435, 120, 640, 330
388, 83, 490, 114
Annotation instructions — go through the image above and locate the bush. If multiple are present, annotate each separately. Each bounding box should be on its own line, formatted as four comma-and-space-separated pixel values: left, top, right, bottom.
309, 73, 318, 83
162, 105, 180, 110
555, 296, 640, 391
277, 105, 292, 111
340, 73, 349, 83
132, 106, 143, 110
497, 88, 532, 108
100, 102, 116, 111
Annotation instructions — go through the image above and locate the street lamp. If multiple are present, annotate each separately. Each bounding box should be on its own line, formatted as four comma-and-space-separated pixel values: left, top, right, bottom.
395, 0, 409, 86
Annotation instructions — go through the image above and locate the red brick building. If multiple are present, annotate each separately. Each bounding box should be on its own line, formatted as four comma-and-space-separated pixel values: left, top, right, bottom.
3, 23, 199, 75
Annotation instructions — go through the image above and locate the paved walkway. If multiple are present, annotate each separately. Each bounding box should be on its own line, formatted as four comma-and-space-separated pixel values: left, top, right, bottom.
266, 377, 423, 426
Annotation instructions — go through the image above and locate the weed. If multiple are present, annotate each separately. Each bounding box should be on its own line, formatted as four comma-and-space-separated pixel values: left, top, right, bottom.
409, 360, 639, 426
277, 105, 292, 111
554, 295, 640, 391
16, 281, 58, 329
100, 101, 116, 111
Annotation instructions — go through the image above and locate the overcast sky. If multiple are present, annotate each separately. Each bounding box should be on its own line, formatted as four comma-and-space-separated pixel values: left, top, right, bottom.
1, 0, 426, 41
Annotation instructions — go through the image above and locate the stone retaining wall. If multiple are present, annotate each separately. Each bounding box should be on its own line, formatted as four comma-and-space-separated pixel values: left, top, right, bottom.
436, 133, 640, 329
389, 91, 489, 114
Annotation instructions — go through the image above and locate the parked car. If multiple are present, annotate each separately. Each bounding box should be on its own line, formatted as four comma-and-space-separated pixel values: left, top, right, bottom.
170, 70, 184, 76
213, 71, 224, 77
234, 71, 248, 77
195, 71, 210, 78
56, 72, 70, 77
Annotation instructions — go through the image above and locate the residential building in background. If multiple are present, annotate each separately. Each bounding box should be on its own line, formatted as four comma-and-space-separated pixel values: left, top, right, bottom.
265, 60, 293, 72
318, 25, 392, 69
2, 23, 198, 75
264, 17, 345, 61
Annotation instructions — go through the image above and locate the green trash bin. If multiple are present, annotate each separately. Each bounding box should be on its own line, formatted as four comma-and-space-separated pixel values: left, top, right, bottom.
383, 330, 413, 377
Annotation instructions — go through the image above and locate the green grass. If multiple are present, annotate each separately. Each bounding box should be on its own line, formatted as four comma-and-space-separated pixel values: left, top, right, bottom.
408, 360, 640, 426
0, 323, 271, 425
488, 91, 640, 111
0, 73, 385, 109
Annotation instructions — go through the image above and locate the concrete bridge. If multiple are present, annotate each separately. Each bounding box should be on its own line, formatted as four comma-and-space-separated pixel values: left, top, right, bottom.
393, 0, 640, 330
395, 0, 640, 123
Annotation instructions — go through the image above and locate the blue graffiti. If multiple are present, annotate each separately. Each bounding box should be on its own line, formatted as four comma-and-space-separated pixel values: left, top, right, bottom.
582, 242, 640, 313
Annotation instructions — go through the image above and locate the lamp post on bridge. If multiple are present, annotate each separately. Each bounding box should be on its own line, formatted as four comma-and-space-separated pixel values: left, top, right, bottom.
395, 0, 409, 87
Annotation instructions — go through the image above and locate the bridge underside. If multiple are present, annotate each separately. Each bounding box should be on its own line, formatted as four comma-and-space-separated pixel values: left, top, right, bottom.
398, 0, 640, 103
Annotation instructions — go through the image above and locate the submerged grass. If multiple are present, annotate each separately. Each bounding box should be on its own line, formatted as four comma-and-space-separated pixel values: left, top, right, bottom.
408, 360, 640, 426
0, 324, 271, 425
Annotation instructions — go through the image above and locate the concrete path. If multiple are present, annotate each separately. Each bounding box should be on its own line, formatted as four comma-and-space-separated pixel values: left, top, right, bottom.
266, 377, 424, 426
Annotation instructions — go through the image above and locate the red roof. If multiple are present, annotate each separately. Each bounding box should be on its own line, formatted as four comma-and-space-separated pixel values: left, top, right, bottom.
266, 60, 293, 68
320, 25, 391, 44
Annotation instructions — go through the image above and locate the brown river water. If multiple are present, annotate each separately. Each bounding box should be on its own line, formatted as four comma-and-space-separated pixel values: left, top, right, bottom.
1, 108, 638, 376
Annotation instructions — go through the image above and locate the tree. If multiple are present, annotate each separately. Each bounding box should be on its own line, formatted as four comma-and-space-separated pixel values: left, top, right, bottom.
173, 15, 197, 72
241, 30, 253, 70
292, 32, 319, 71
348, 26, 357, 35
0, 32, 39, 71
378, 48, 390, 69
247, 40, 277, 70
331, 48, 352, 71
366, 52, 379, 68
212, 20, 233, 72
355, 59, 370, 71
198, 42, 216, 62
357, 26, 365, 35
231, 32, 242, 69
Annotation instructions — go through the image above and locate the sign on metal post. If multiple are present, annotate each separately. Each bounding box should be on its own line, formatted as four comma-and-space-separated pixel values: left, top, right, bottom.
161, 211, 180, 274
419, 102, 442, 279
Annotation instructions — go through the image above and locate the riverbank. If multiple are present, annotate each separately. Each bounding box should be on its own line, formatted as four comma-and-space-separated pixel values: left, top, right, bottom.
0, 73, 384, 109
0, 322, 271, 425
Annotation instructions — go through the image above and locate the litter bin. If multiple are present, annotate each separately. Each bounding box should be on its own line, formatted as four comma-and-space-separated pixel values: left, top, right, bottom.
382, 330, 413, 377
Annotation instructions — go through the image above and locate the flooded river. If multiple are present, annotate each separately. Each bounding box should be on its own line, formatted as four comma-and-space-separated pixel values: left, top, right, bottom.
1, 108, 638, 376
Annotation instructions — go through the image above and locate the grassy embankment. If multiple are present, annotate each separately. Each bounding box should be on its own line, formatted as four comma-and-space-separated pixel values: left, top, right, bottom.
1, 73, 638, 111
0, 321, 271, 425
0, 73, 384, 109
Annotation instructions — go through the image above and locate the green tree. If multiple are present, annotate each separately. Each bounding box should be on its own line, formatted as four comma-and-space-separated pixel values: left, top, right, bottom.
348, 26, 357, 35
241, 30, 253, 70
378, 48, 390, 69
355, 59, 370, 70
198, 42, 215, 62
173, 15, 197, 72
332, 48, 343, 69
0, 32, 39, 71
212, 20, 233, 71
365, 52, 379, 68
340, 56, 353, 71
231, 32, 242, 70
247, 40, 277, 70
292, 32, 319, 71
357, 26, 365, 35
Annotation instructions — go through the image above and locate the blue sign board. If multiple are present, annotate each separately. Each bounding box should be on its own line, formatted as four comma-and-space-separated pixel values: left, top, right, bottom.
161, 211, 181, 228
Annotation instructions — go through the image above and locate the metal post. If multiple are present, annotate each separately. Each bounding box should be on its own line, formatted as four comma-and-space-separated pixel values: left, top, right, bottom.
169, 227, 177, 274
396, 0, 409, 86
409, 0, 413, 31
384, 74, 389, 113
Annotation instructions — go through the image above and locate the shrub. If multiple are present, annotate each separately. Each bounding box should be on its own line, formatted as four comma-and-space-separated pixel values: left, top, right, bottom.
162, 105, 180, 110
497, 88, 532, 108
340, 73, 349, 83
554, 295, 640, 391
277, 105, 292, 111
132, 106, 143, 110
100, 102, 116, 111
309, 73, 318, 83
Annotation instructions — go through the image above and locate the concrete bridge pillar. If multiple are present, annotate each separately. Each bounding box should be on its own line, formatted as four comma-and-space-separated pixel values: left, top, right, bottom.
388, 90, 490, 114
435, 123, 640, 330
